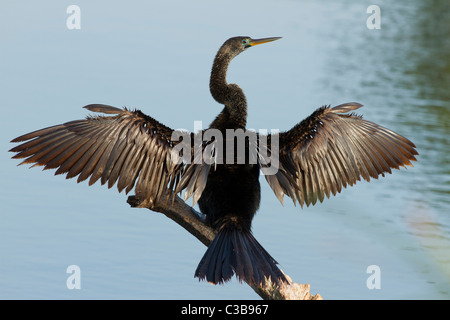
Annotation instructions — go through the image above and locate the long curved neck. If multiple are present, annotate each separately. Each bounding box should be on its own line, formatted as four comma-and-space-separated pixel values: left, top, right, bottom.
209, 49, 247, 129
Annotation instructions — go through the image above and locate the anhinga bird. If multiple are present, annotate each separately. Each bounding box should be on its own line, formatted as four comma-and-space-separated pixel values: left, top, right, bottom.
9, 36, 418, 287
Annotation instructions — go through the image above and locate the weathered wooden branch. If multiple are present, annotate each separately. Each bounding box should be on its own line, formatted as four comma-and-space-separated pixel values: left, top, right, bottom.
127, 194, 322, 300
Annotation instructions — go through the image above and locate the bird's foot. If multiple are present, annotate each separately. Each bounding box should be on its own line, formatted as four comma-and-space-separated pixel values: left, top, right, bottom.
127, 195, 140, 207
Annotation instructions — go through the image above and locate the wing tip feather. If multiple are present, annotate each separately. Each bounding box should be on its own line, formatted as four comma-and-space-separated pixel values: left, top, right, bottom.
83, 104, 123, 114
331, 102, 364, 114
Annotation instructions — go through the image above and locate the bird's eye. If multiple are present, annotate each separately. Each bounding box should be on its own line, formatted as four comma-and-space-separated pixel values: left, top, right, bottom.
242, 39, 249, 45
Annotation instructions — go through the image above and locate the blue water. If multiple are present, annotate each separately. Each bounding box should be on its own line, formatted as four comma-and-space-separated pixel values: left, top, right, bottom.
1, 0, 449, 299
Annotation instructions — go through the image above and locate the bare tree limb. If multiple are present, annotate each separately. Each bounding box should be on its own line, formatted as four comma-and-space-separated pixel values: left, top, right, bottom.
127, 194, 322, 300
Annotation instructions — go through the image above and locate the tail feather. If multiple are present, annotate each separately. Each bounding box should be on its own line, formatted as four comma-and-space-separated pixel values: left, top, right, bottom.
195, 226, 287, 286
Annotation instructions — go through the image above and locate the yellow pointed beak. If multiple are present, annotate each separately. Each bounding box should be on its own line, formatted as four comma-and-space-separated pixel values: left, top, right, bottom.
249, 37, 282, 46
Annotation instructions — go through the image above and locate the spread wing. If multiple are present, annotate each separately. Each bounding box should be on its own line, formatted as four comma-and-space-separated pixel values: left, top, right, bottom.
260, 103, 418, 207
9, 104, 210, 207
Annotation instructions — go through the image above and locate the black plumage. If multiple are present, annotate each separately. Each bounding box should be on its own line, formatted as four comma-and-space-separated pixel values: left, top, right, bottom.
9, 36, 418, 287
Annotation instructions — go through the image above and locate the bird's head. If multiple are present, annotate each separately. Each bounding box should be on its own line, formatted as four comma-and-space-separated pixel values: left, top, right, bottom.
220, 36, 282, 59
